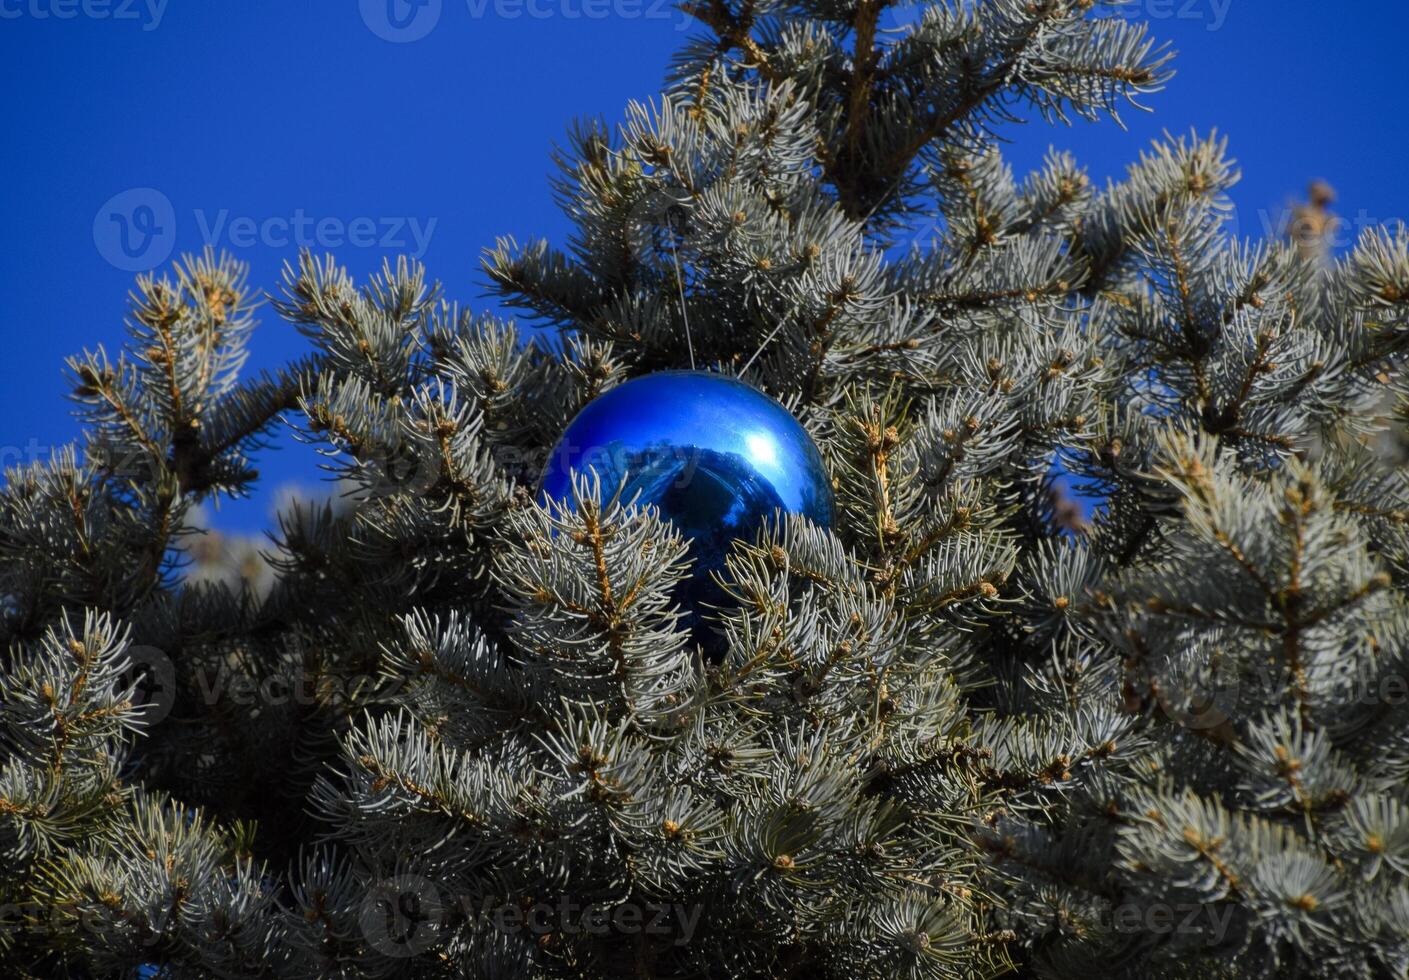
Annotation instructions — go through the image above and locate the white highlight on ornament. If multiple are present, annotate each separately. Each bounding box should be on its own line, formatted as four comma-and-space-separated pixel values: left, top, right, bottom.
745, 431, 779, 467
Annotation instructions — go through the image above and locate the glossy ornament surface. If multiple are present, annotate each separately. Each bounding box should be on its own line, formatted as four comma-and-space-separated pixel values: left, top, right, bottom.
538, 371, 834, 635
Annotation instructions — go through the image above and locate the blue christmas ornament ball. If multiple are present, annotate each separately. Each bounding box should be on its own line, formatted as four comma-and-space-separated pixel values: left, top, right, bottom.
538, 371, 833, 638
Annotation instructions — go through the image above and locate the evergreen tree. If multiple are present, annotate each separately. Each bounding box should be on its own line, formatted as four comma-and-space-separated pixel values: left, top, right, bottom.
4, 1, 1408, 977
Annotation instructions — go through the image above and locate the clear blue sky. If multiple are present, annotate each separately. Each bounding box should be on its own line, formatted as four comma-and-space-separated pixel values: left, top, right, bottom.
3, 1, 1406, 533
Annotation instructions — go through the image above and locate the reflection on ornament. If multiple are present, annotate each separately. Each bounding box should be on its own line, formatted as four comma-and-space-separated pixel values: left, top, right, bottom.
538, 371, 834, 646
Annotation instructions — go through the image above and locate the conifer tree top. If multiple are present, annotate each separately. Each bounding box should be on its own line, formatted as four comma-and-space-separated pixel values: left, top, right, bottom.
3, 2, 1408, 978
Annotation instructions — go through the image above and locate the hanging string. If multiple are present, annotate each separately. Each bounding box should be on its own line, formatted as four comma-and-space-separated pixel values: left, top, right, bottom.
740, 286, 804, 378
666, 165, 911, 381
667, 234, 696, 370
741, 167, 914, 379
